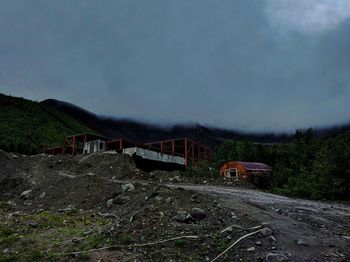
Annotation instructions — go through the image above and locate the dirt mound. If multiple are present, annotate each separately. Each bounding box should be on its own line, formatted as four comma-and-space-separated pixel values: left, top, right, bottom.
0, 152, 148, 207
0, 150, 9, 179
0, 152, 348, 261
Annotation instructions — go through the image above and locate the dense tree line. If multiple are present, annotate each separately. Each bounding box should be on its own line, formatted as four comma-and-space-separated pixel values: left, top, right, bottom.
216, 129, 350, 200
0, 94, 92, 155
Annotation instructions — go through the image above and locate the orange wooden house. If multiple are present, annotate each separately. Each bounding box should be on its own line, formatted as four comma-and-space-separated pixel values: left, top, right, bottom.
220, 161, 272, 182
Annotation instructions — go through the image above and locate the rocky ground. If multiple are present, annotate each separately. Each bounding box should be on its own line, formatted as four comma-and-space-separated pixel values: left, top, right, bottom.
0, 150, 349, 261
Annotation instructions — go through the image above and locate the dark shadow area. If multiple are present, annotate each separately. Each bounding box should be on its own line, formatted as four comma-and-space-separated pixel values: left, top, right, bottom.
132, 154, 186, 172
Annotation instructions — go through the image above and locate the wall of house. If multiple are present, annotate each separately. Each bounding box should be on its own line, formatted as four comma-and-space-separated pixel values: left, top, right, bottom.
220, 162, 247, 180
83, 140, 106, 154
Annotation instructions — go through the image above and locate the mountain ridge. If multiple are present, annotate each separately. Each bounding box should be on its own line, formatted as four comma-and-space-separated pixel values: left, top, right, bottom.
1, 93, 349, 154
39, 98, 293, 149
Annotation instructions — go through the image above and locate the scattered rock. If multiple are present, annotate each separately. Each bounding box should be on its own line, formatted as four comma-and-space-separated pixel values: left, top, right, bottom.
296, 238, 308, 246
114, 195, 131, 205
28, 221, 38, 228
259, 227, 273, 237
121, 183, 135, 193
20, 189, 32, 199
247, 246, 255, 252
190, 208, 207, 220
83, 230, 93, 236
72, 237, 81, 244
106, 199, 114, 207
8, 211, 21, 218
190, 194, 199, 202
265, 253, 289, 262
231, 212, 237, 219
173, 176, 181, 182
256, 241, 262, 246
2, 248, 10, 255
154, 196, 163, 202
174, 211, 193, 223
165, 197, 173, 204
39, 192, 46, 198
58, 205, 75, 213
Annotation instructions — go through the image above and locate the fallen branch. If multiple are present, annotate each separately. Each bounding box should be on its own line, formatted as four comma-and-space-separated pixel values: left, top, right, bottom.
211, 228, 263, 262
51, 235, 199, 256
220, 224, 262, 234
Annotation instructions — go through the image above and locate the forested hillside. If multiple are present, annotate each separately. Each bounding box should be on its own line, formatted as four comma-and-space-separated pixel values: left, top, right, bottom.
0, 94, 92, 154
40, 98, 292, 149
216, 129, 350, 200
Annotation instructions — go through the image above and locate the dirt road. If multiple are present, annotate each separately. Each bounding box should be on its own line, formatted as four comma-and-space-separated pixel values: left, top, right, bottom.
166, 183, 350, 261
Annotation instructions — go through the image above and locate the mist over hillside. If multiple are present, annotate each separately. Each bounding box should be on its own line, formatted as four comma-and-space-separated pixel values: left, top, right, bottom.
1, 93, 350, 154
40, 98, 293, 149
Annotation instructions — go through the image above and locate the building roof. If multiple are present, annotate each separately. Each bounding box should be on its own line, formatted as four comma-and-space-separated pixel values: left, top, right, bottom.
237, 161, 272, 171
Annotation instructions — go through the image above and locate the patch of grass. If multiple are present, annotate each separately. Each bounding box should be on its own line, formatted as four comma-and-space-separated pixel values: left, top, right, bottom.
84, 235, 106, 249
0, 234, 20, 245
0, 226, 20, 245
212, 234, 226, 252
0, 210, 116, 261
117, 233, 134, 245
0, 202, 14, 212
189, 255, 202, 262
174, 239, 186, 247
0, 227, 15, 238
76, 253, 91, 261
0, 249, 44, 262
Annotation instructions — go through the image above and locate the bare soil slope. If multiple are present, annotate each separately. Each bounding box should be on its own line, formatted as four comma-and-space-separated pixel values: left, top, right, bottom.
0, 151, 349, 261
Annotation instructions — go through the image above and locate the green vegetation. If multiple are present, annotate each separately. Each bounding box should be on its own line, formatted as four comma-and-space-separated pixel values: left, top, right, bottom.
0, 209, 111, 261
117, 233, 134, 245
0, 93, 93, 154
174, 239, 186, 247
216, 129, 350, 200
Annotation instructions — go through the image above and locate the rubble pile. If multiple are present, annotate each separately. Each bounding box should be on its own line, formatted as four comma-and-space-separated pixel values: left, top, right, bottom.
0, 151, 349, 261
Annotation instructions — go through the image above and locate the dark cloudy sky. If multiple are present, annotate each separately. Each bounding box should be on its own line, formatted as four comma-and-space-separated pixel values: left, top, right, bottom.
1, 0, 350, 132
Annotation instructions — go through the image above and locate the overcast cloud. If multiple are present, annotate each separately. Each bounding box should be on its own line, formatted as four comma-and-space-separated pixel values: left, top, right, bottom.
0, 0, 349, 132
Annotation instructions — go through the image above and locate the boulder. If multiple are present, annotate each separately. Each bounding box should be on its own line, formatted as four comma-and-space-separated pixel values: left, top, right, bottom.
296, 238, 308, 246
28, 221, 38, 228
190, 208, 207, 220
259, 227, 273, 237
247, 246, 255, 252
106, 199, 114, 207
114, 195, 131, 205
2, 248, 10, 255
173, 176, 181, 182
121, 183, 135, 193
20, 190, 32, 199
174, 211, 193, 223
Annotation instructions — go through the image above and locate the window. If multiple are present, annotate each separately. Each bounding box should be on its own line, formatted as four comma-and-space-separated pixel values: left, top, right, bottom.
229, 168, 238, 178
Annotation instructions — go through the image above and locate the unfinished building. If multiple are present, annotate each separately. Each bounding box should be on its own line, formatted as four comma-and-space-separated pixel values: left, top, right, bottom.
45, 133, 213, 170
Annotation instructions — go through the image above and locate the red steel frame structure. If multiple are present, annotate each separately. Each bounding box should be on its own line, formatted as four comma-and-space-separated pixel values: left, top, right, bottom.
144, 138, 212, 166
45, 133, 213, 167
106, 138, 138, 152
